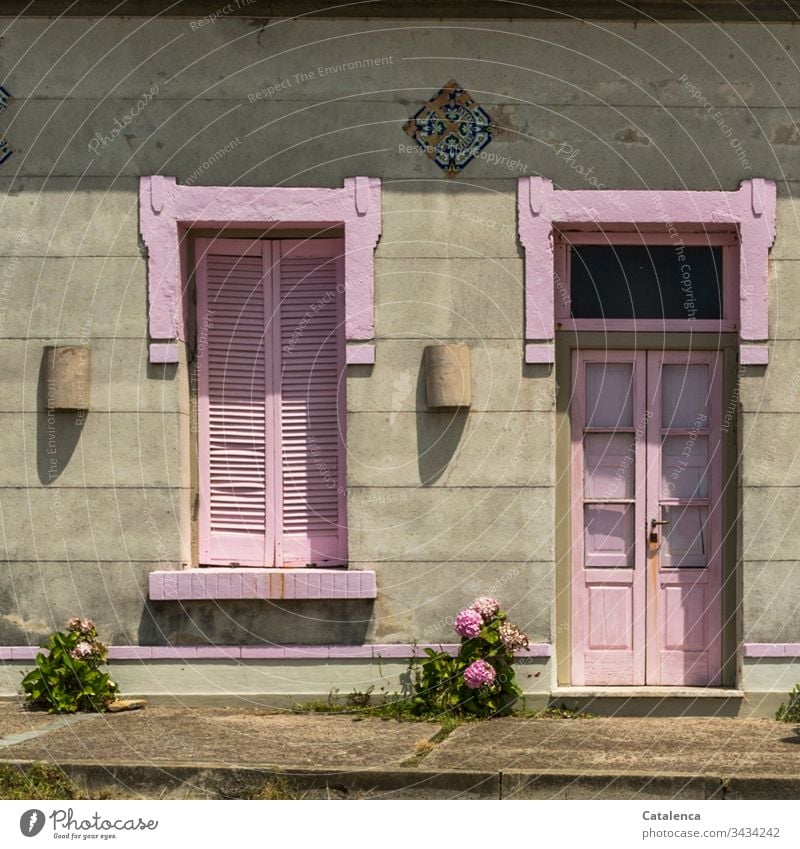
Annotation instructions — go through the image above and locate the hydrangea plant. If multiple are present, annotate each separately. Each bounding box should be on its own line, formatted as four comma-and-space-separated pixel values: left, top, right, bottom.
410, 597, 529, 718
21, 618, 119, 713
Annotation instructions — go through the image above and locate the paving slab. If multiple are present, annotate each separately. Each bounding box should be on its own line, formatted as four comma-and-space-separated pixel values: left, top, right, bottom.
0, 706, 440, 769
0, 704, 64, 740
425, 717, 800, 777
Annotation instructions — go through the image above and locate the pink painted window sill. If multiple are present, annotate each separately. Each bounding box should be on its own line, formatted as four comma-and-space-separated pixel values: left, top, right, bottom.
148, 568, 376, 601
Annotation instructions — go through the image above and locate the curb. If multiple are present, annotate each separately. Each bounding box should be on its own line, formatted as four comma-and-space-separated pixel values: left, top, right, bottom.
4, 760, 800, 800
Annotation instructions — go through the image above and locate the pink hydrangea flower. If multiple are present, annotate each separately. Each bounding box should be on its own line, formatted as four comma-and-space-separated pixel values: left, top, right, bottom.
463, 659, 496, 689
499, 622, 529, 653
70, 641, 95, 660
471, 596, 500, 621
454, 608, 483, 638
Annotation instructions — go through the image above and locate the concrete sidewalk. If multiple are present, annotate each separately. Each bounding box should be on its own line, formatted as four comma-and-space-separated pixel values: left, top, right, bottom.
1, 702, 799, 799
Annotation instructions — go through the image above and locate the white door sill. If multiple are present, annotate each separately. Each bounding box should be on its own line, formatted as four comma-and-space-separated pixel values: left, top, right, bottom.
553, 687, 743, 699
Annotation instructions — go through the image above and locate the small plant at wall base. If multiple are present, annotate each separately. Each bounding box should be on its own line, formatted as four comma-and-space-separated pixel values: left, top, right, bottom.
409, 597, 530, 719
776, 684, 800, 723
21, 619, 118, 713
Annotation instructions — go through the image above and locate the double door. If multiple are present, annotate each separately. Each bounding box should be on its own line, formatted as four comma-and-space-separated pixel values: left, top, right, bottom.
571, 350, 723, 686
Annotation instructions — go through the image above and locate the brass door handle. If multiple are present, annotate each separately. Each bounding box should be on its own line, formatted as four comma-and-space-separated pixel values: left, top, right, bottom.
649, 518, 669, 545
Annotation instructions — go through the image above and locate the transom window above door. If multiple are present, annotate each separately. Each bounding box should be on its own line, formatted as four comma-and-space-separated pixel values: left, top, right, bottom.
554, 231, 738, 332
516, 177, 776, 364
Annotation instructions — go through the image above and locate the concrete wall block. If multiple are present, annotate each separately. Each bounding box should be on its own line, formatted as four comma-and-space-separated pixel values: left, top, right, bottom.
0, 257, 148, 339
0, 411, 182, 487
742, 657, 800, 693
375, 257, 523, 340
742, 560, 800, 643
5, 19, 799, 110
347, 410, 554, 487
768, 193, 800, 261
379, 184, 519, 259
0, 560, 155, 645
347, 486, 554, 563
741, 413, 800, 487
0, 178, 139, 257
367, 560, 552, 644
0, 488, 184, 561
16, 94, 800, 185
347, 340, 556, 414
768, 260, 800, 340
741, 489, 800, 562
0, 339, 185, 413
738, 341, 800, 413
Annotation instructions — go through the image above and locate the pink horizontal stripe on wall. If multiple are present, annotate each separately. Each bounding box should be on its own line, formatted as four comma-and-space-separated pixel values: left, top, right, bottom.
743, 643, 800, 658
0, 643, 552, 661
148, 569, 376, 601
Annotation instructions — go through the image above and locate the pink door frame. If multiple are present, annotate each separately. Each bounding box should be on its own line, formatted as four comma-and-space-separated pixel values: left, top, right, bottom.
517, 177, 776, 365
571, 349, 724, 686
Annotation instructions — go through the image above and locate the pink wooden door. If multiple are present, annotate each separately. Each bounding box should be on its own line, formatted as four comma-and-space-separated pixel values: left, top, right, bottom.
571, 350, 723, 686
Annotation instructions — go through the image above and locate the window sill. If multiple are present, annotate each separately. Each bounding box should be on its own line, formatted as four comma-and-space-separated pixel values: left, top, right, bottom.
148, 569, 376, 601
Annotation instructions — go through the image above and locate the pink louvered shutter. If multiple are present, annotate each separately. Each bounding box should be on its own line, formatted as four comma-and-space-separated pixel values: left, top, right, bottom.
197, 239, 275, 566
277, 239, 347, 565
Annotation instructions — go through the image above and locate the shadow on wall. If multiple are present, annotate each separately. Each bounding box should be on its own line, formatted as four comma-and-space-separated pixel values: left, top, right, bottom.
137, 599, 374, 646
415, 349, 468, 485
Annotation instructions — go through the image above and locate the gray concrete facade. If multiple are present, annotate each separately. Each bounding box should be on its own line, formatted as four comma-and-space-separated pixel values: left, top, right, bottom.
0, 14, 798, 710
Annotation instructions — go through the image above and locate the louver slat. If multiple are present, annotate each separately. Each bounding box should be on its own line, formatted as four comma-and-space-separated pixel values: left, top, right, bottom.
198, 244, 271, 565
279, 244, 346, 565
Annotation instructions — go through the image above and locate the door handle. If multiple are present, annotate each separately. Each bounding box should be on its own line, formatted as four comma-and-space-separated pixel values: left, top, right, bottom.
649, 518, 670, 545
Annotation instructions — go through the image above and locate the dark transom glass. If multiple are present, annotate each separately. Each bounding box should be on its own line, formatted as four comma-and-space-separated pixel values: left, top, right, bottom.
569, 245, 723, 320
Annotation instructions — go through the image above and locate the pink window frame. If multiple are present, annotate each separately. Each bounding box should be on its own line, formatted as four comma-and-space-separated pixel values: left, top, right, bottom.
138, 175, 381, 365
517, 177, 776, 365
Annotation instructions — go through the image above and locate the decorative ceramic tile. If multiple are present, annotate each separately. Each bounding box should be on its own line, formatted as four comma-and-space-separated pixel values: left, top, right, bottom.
403, 79, 493, 175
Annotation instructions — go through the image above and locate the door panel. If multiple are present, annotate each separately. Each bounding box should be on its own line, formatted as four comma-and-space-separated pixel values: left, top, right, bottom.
571, 351, 647, 686
646, 350, 722, 686
571, 349, 723, 686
